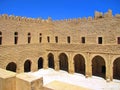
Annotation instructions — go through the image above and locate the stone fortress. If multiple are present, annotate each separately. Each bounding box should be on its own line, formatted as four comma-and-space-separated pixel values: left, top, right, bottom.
0, 9, 120, 90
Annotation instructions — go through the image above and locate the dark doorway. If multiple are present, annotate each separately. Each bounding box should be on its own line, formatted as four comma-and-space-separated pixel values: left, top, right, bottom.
6, 62, 17, 72
24, 60, 31, 72
74, 54, 85, 75
38, 57, 43, 69
92, 56, 106, 79
48, 53, 54, 69
113, 58, 120, 80
59, 53, 68, 72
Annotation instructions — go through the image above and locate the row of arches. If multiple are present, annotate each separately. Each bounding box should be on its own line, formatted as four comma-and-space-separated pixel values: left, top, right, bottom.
6, 58, 44, 72
6, 53, 120, 80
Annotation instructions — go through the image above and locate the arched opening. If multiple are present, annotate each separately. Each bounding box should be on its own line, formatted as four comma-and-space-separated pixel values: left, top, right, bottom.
92, 56, 106, 78
38, 57, 43, 69
6, 62, 17, 72
48, 53, 54, 69
74, 54, 85, 75
113, 58, 120, 80
24, 60, 31, 72
59, 53, 68, 72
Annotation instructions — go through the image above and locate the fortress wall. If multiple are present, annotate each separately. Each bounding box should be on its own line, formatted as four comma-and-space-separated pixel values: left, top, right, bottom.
0, 43, 120, 72
0, 10, 120, 80
0, 44, 46, 72
0, 13, 120, 45
0, 15, 120, 47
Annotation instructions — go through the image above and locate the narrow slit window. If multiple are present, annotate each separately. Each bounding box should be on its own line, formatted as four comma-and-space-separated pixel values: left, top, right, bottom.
81, 37, 85, 43
67, 36, 70, 43
28, 33, 31, 44
55, 36, 58, 43
47, 36, 50, 43
39, 37, 42, 43
14, 32, 18, 44
0, 32, 2, 45
98, 37, 102, 44
39, 33, 42, 43
118, 37, 120, 44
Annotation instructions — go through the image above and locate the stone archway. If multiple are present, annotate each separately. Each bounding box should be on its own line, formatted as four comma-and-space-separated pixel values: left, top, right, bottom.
74, 54, 85, 75
59, 53, 68, 72
113, 57, 120, 80
92, 55, 106, 78
38, 57, 43, 69
6, 62, 17, 72
48, 53, 54, 69
24, 60, 31, 72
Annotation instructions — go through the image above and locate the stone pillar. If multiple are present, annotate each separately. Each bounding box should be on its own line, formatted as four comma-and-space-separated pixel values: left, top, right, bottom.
43, 53, 48, 69
106, 54, 112, 82
54, 52, 59, 71
69, 53, 74, 74
31, 60, 38, 72
86, 53, 92, 77
17, 64, 24, 73
109, 55, 113, 81
110, 64, 113, 81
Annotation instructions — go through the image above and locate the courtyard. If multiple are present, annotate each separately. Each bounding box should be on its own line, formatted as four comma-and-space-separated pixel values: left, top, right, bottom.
28, 68, 120, 90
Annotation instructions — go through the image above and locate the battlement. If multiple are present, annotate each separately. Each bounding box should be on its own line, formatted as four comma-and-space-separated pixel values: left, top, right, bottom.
0, 9, 120, 24
94, 9, 113, 19
0, 14, 51, 23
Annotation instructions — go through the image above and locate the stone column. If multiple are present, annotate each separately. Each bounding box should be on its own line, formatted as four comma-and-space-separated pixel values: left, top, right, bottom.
106, 54, 112, 82
109, 54, 113, 81
86, 53, 92, 77
69, 52, 74, 74
31, 58, 38, 72
54, 52, 59, 71
17, 63, 24, 73
43, 53, 48, 69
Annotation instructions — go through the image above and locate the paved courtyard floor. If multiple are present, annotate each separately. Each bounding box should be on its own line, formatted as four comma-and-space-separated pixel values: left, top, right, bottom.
29, 68, 120, 90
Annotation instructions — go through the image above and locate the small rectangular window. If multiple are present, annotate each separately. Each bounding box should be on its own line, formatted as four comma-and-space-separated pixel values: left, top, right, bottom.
81, 37, 85, 43
98, 37, 102, 44
55, 36, 58, 43
118, 37, 120, 44
47, 36, 50, 43
39, 37, 42, 43
67, 36, 70, 43
14, 37, 18, 44
28, 37, 31, 44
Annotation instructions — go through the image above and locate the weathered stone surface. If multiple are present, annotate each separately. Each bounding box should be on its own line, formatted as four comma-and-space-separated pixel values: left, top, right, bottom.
16, 73, 43, 90
0, 9, 120, 82
0, 68, 16, 90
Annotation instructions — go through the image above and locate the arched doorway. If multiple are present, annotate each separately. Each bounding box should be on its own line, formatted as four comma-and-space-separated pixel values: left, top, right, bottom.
74, 54, 85, 75
6, 62, 17, 72
59, 53, 68, 72
92, 56, 106, 78
24, 60, 31, 72
48, 53, 54, 69
38, 57, 43, 69
113, 58, 120, 80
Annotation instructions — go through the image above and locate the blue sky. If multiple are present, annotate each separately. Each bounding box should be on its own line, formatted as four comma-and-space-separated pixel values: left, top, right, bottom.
0, 0, 120, 20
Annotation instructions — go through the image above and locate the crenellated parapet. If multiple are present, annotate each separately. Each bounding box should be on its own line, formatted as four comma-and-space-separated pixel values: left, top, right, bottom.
0, 9, 119, 24
94, 9, 113, 19
0, 14, 53, 24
